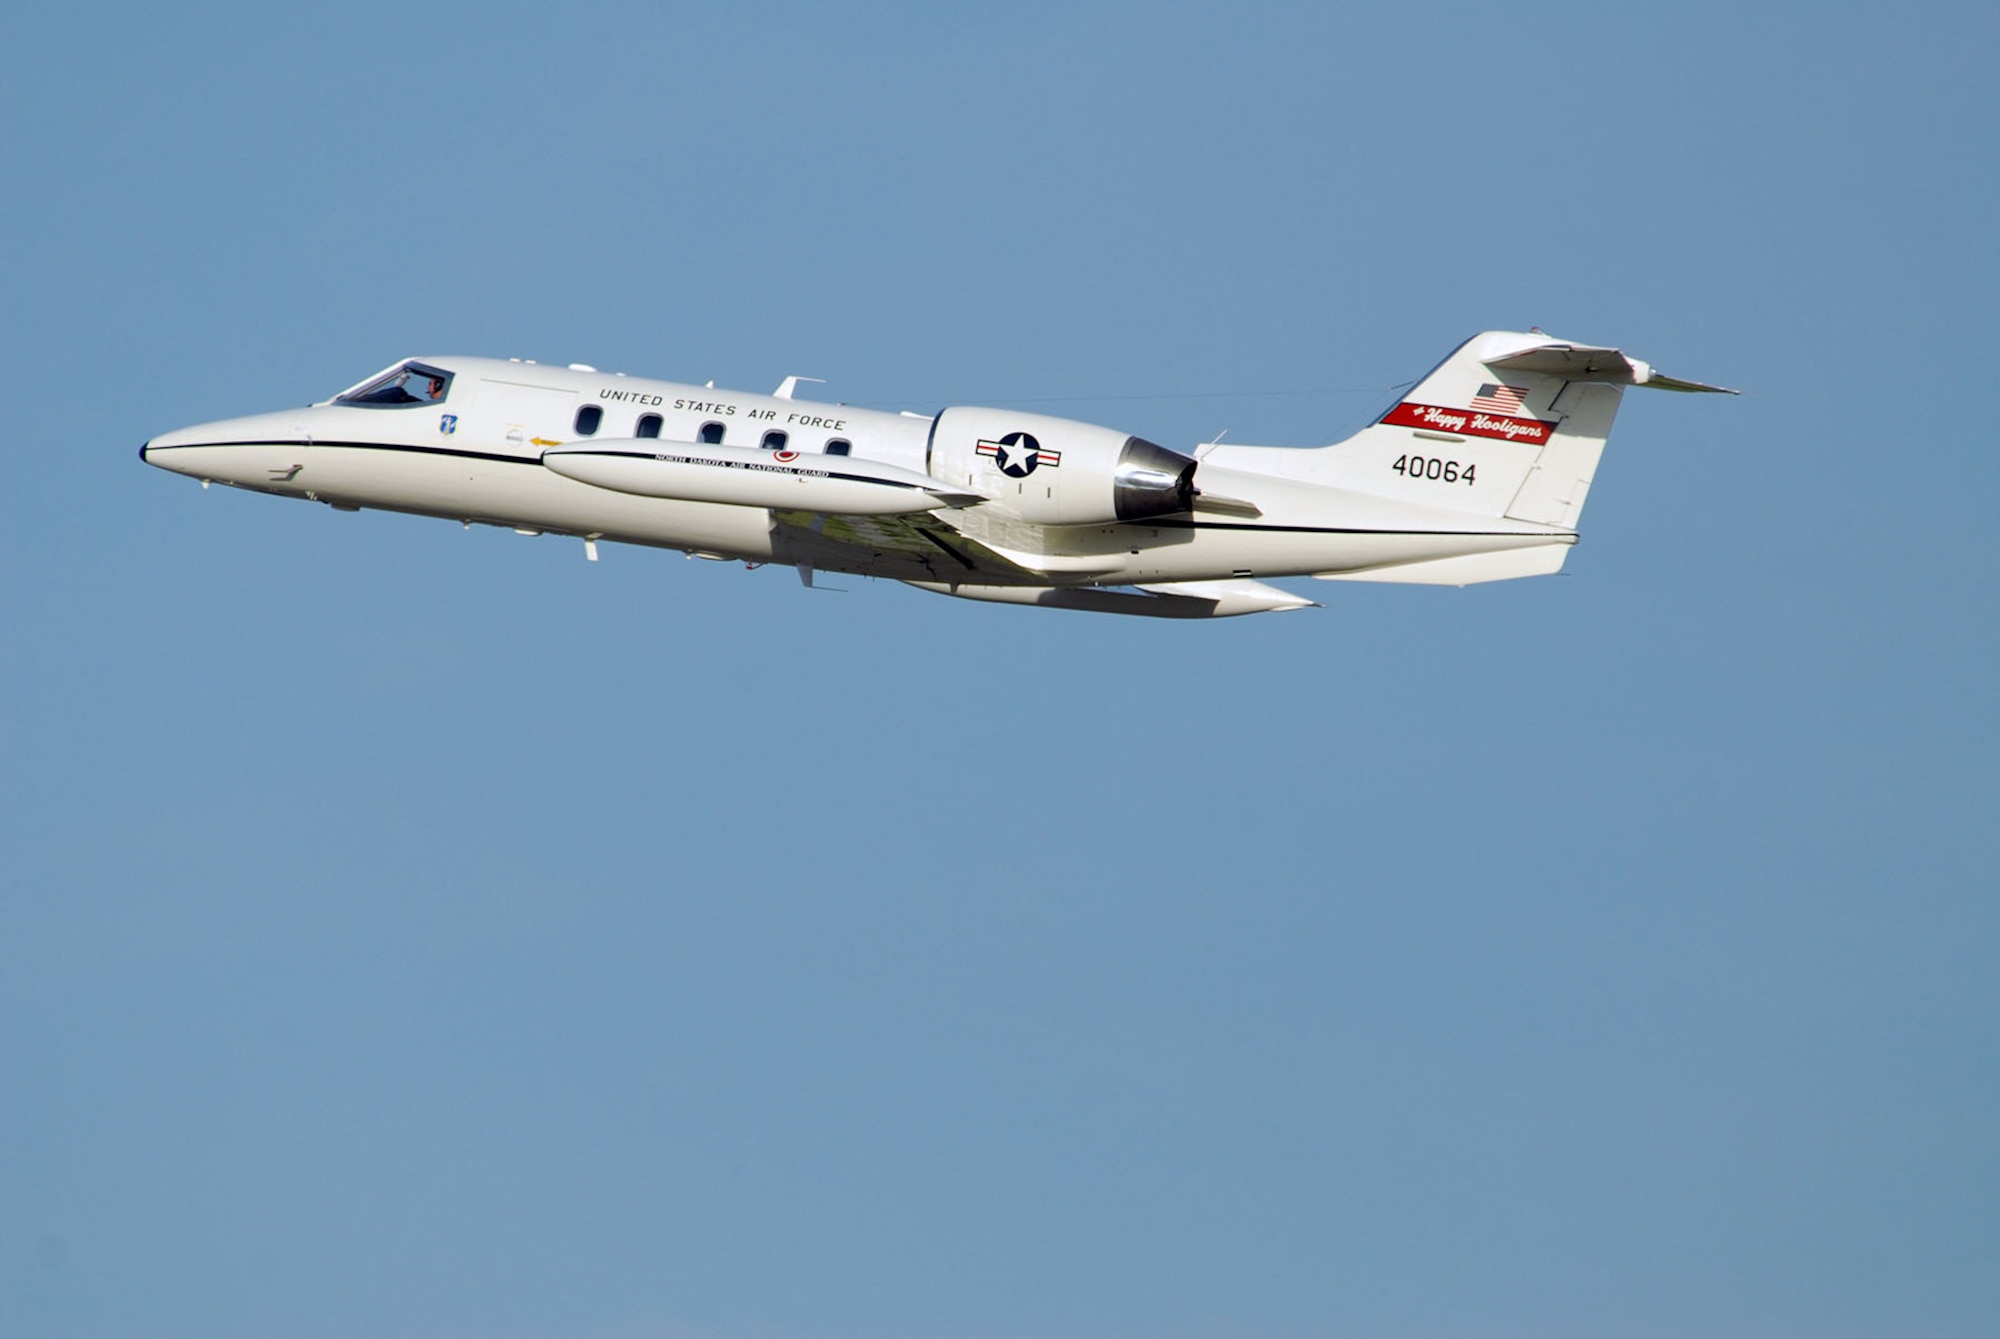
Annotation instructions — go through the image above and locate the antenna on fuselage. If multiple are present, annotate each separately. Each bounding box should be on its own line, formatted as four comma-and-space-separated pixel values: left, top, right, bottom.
774, 376, 825, 400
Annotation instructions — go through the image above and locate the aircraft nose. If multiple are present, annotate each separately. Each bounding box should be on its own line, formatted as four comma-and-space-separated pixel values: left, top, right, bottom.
142, 415, 315, 488
140, 423, 225, 479
139, 434, 186, 472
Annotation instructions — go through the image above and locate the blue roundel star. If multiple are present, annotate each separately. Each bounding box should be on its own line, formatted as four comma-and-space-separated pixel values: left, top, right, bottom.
989, 431, 1041, 477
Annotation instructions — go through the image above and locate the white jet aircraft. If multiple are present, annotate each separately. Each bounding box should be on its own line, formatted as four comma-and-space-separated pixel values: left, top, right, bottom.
142, 331, 1731, 618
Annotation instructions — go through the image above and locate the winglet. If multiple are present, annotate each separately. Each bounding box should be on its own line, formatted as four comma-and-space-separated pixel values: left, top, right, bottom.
774, 376, 826, 400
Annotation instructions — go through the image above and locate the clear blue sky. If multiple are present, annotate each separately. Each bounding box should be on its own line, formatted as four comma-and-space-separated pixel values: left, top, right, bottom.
3, 3, 1995, 1336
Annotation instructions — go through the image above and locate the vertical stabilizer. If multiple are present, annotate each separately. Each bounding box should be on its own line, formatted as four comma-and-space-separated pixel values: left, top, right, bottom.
1287, 331, 1731, 530
1372, 332, 1626, 528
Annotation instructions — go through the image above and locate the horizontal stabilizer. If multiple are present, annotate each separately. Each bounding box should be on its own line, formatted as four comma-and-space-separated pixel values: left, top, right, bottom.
1477, 333, 1738, 394
1635, 370, 1738, 394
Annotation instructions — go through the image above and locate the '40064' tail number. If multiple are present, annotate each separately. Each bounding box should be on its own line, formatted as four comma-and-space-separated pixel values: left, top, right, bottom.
1392, 454, 1475, 485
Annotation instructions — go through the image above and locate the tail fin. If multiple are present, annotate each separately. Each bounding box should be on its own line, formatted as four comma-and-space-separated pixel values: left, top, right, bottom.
1332, 330, 1735, 528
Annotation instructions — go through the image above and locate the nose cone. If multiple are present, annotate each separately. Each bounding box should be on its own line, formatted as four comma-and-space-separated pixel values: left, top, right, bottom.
140, 422, 218, 479
139, 413, 307, 486
140, 425, 205, 468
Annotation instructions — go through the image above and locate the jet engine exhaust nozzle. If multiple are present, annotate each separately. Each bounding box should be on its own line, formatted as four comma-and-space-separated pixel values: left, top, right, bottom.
1111, 436, 1199, 521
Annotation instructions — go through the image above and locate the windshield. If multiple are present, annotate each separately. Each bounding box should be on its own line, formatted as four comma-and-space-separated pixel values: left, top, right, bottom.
334, 361, 454, 407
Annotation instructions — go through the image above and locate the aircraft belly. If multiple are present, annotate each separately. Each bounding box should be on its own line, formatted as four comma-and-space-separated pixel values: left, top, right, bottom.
291, 444, 468, 512
297, 447, 775, 557
1092, 524, 1565, 582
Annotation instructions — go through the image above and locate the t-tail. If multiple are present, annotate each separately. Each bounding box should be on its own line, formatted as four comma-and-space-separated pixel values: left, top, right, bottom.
1267, 330, 1736, 585
1386, 330, 1731, 519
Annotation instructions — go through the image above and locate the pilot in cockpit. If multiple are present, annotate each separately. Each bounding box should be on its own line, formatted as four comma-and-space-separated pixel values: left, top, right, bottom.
334, 361, 454, 407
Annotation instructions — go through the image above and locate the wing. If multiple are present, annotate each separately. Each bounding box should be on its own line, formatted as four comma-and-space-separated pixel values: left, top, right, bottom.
767, 508, 1049, 585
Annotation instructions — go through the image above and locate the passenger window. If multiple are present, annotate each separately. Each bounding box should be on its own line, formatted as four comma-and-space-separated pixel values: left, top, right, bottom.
761, 430, 789, 451
698, 421, 725, 445
825, 438, 851, 456
636, 413, 662, 439
575, 404, 603, 436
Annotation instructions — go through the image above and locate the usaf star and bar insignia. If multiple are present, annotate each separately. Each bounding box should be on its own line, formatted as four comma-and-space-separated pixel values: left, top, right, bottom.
975, 431, 1062, 478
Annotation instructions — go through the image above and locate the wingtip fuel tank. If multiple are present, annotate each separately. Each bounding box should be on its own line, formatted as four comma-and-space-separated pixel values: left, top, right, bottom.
541, 440, 982, 515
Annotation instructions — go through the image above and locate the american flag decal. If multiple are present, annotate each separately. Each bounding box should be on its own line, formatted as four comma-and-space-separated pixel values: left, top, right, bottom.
1470, 383, 1530, 414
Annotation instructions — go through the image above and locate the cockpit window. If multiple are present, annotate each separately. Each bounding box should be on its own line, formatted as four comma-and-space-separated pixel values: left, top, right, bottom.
334, 361, 454, 407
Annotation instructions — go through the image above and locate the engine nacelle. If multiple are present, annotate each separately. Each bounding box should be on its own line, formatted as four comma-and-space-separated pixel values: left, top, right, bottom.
928, 407, 1197, 525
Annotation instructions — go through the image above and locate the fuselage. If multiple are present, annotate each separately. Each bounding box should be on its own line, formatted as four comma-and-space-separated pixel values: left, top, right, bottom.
142, 353, 1577, 590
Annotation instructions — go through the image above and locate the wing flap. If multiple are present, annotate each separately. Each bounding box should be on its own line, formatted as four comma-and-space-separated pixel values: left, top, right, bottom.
769, 508, 1050, 585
